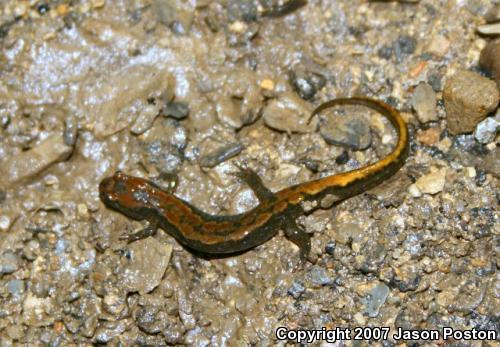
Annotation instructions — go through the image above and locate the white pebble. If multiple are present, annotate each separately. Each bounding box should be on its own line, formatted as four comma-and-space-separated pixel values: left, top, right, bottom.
408, 184, 422, 198
0, 215, 11, 231
415, 168, 447, 195
466, 167, 476, 178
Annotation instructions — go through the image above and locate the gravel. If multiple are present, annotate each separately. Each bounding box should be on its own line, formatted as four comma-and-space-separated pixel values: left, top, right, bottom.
0, 0, 497, 345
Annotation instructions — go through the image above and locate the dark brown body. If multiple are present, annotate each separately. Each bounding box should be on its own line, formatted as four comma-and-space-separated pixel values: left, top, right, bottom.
99, 97, 409, 257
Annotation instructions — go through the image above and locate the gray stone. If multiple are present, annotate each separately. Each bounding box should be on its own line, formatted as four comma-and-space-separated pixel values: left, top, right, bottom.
319, 113, 372, 150
363, 282, 390, 318
307, 266, 334, 287
474, 111, 499, 144
0, 252, 19, 275
7, 280, 24, 296
412, 82, 438, 123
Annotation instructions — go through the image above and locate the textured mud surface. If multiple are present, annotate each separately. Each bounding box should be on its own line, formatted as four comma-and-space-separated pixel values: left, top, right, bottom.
0, 0, 498, 345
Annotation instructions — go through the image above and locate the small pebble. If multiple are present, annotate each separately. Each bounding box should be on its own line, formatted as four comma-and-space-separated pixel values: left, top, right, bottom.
162, 101, 190, 120
0, 252, 20, 274
306, 266, 334, 287
378, 44, 393, 60
324, 241, 336, 255
7, 280, 25, 296
38, 3, 50, 15
415, 168, 447, 195
92, 0, 106, 9
130, 105, 160, 135
394, 35, 417, 61
480, 38, 500, 88
260, 79, 275, 91
478, 148, 499, 177
95, 321, 128, 344
408, 184, 423, 198
215, 96, 257, 129
411, 82, 438, 123
443, 70, 499, 134
77, 204, 89, 219
473, 110, 499, 144
263, 92, 315, 133
228, 21, 247, 33
417, 127, 440, 145
436, 137, 452, 153
0, 215, 11, 231
477, 23, 500, 36
103, 292, 127, 316
199, 142, 244, 168
155, 0, 193, 34
425, 34, 450, 58
120, 238, 173, 294
466, 167, 477, 178
428, 73, 442, 92
335, 150, 349, 165
353, 312, 366, 325
287, 281, 305, 299
319, 113, 372, 150
289, 65, 326, 100
363, 282, 390, 318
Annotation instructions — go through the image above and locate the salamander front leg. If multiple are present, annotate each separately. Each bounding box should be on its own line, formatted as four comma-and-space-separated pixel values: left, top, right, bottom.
120, 221, 158, 243
284, 219, 313, 262
232, 167, 276, 202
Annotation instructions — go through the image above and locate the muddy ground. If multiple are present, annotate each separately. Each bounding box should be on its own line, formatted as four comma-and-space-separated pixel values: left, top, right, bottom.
0, 0, 498, 346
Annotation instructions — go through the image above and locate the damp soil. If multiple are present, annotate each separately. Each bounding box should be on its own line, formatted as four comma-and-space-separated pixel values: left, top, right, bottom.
0, 0, 498, 346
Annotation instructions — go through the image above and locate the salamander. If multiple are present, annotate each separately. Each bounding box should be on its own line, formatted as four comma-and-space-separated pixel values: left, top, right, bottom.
99, 97, 409, 258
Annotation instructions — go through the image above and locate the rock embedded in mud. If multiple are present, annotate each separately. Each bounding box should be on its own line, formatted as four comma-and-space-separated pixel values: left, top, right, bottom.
0, 134, 73, 187
120, 237, 173, 295
319, 113, 372, 150
262, 92, 315, 133
443, 70, 499, 134
162, 101, 190, 120
411, 82, 438, 123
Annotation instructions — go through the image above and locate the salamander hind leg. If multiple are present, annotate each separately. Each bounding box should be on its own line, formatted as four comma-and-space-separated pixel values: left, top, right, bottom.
232, 167, 276, 202
284, 219, 313, 262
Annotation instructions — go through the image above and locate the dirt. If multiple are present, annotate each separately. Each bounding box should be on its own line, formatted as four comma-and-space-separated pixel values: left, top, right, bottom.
0, 0, 498, 346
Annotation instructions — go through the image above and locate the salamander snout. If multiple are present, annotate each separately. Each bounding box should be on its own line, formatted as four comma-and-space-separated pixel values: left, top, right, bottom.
99, 172, 130, 206
99, 176, 117, 205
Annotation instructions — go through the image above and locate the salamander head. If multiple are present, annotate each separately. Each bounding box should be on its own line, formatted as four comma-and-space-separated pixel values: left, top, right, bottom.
99, 171, 155, 218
